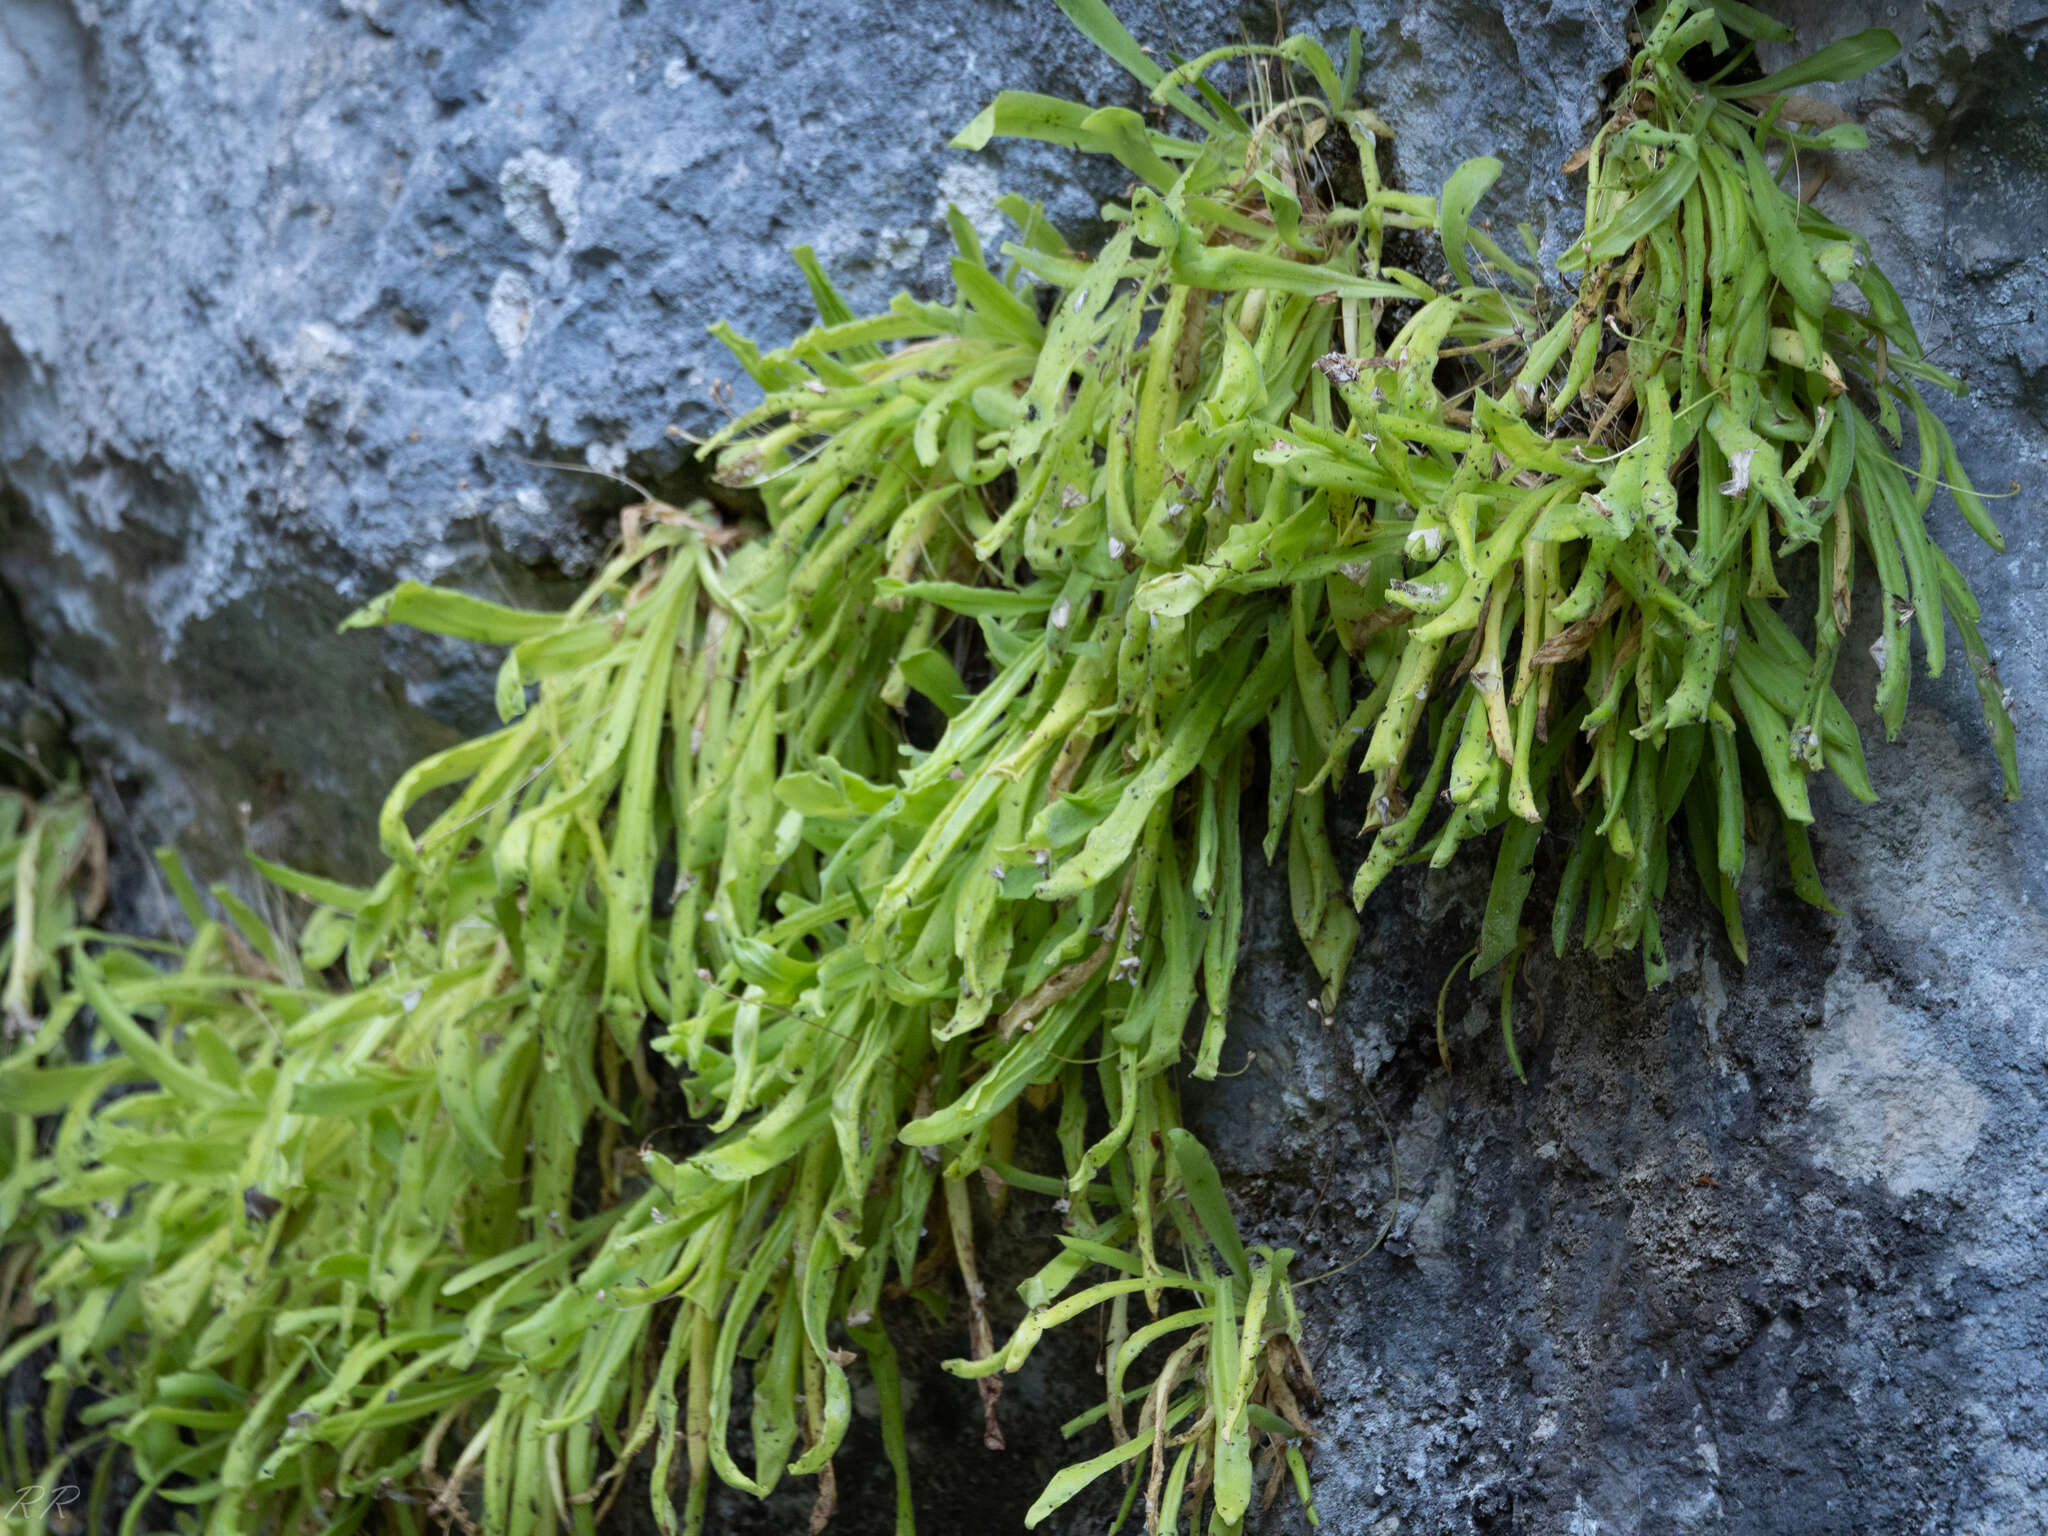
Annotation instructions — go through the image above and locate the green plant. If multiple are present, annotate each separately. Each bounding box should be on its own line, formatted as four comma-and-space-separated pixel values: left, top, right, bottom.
0, 2, 2015, 1534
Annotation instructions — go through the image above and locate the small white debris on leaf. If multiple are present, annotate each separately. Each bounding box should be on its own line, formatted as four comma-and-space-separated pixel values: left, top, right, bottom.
1405, 524, 1445, 560
1313, 352, 1362, 385
1719, 448, 1757, 497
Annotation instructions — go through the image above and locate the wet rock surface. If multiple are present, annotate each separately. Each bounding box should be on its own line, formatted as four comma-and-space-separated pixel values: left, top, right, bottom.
3, 1, 2046, 1532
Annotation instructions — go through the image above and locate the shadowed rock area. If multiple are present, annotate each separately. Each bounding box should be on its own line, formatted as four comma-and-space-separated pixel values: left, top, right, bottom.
2, 1, 2044, 1532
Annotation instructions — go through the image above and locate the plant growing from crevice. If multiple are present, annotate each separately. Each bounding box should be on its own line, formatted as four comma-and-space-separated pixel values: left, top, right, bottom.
0, 2, 2016, 1533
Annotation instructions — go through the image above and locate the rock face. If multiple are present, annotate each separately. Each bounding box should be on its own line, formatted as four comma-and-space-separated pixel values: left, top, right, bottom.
1, 1, 2044, 1532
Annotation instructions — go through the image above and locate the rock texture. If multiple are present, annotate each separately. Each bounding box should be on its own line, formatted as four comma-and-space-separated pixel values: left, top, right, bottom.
2, 1, 2045, 1532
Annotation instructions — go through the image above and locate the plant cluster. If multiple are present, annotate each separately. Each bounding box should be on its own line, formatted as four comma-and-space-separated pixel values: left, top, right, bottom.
0, 2, 2015, 1534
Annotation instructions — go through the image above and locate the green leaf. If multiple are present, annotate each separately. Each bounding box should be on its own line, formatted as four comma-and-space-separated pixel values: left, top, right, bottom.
1559, 142, 1699, 269
871, 577, 1059, 617
1051, 0, 1215, 130
154, 847, 210, 931
897, 647, 971, 718
338, 581, 560, 643
1709, 0, 1793, 42
74, 951, 237, 1108
246, 853, 369, 913
0, 1061, 132, 1115
1024, 1420, 1158, 1527
1165, 1128, 1247, 1283
1712, 28, 1900, 97
103, 1136, 243, 1180
952, 93, 1180, 193
1439, 156, 1502, 290
210, 883, 285, 972
1476, 820, 1539, 975
288, 1067, 419, 1116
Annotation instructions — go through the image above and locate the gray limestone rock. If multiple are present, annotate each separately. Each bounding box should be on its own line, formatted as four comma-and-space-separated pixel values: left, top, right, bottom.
1, 1, 2044, 1532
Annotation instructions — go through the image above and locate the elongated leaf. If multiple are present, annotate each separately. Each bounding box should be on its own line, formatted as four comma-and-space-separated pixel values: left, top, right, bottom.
1052, 0, 1215, 130
1165, 1128, 1247, 1283
1710, 0, 1793, 42
340, 581, 560, 643
1712, 28, 1900, 97
1476, 820, 1539, 975
245, 854, 369, 913
1561, 143, 1700, 269
1024, 1421, 1157, 1527
872, 577, 1060, 616
1439, 156, 1501, 289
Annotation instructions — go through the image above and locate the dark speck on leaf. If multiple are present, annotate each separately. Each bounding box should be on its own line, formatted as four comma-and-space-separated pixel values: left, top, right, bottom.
243, 1186, 283, 1223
